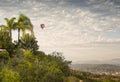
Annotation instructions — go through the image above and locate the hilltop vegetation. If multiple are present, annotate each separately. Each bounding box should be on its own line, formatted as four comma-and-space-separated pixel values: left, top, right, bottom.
0, 14, 72, 82
0, 14, 120, 82
71, 69, 120, 82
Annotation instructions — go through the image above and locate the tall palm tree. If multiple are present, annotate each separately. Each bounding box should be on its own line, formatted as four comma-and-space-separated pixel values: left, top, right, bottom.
4, 17, 16, 40
17, 14, 34, 42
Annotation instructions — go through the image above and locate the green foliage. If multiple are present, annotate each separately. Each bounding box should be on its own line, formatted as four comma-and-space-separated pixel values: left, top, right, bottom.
24, 49, 33, 57
4, 17, 16, 40
18, 14, 33, 28
5, 42, 15, 57
17, 13, 34, 39
0, 51, 9, 69
66, 76, 79, 82
21, 34, 39, 53
4, 50, 69, 82
0, 67, 21, 82
43, 59, 65, 82
48, 52, 72, 76
103, 79, 116, 82
0, 31, 10, 49
0, 31, 15, 57
0, 14, 36, 57
5, 51, 71, 82
70, 69, 120, 82
0, 51, 9, 60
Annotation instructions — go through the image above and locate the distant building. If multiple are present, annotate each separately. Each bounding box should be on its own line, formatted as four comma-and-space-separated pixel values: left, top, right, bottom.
80, 80, 84, 82
0, 49, 6, 52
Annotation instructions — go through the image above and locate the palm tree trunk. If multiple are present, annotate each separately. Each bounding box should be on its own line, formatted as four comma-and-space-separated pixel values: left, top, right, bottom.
31, 30, 34, 37
18, 28, 20, 43
9, 29, 12, 41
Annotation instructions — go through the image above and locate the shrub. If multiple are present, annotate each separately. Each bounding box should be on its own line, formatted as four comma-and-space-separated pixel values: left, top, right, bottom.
0, 51, 9, 60
0, 67, 21, 82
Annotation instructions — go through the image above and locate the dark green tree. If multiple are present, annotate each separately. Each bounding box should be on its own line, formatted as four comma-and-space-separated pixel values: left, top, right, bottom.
20, 34, 39, 54
48, 52, 72, 76
0, 31, 14, 57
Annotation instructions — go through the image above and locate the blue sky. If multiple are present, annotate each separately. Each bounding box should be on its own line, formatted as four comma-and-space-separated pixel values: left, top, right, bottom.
0, 0, 120, 63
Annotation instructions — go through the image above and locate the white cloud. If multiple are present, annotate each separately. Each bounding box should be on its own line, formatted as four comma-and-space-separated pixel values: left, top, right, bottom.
0, 0, 120, 61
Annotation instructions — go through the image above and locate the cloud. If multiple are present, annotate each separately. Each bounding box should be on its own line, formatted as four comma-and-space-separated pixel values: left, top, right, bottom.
0, 0, 120, 61
1, 0, 119, 45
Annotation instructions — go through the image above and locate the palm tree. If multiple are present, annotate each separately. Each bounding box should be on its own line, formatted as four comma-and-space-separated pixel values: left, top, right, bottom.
17, 14, 34, 43
4, 17, 16, 40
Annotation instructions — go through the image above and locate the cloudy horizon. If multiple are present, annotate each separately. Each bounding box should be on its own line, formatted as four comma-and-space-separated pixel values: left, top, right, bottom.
0, 0, 120, 63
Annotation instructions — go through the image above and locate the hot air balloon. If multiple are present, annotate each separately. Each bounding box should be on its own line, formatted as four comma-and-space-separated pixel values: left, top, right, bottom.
40, 24, 45, 29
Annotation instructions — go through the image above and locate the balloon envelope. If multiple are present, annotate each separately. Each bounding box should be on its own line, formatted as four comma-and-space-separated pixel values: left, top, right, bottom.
40, 24, 45, 29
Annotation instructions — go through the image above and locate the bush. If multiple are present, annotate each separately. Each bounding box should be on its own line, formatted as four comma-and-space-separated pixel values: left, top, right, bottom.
0, 51, 9, 60
66, 76, 79, 82
103, 79, 116, 82
24, 49, 33, 57
0, 67, 21, 82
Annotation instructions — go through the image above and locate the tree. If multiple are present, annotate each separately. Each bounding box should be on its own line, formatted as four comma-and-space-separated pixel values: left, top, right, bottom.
17, 14, 34, 43
0, 25, 8, 32
0, 30, 15, 57
48, 52, 72, 76
20, 34, 39, 54
4, 17, 16, 40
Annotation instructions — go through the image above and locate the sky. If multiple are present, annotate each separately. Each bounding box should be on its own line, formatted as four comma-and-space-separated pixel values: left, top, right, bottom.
0, 0, 120, 63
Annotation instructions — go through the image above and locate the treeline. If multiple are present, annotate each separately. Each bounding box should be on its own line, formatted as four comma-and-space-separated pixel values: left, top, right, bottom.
0, 50, 72, 82
71, 69, 120, 82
